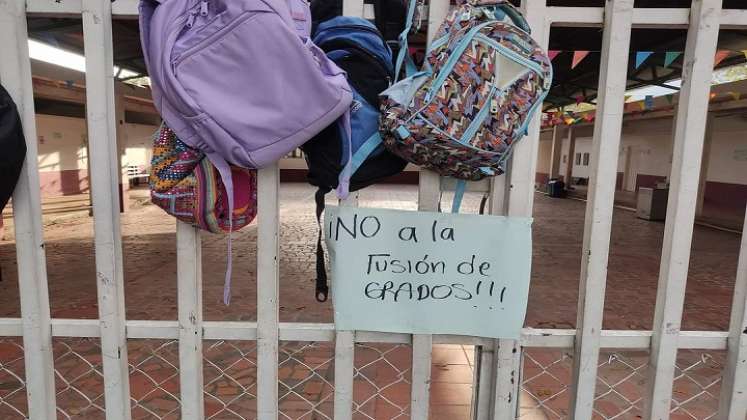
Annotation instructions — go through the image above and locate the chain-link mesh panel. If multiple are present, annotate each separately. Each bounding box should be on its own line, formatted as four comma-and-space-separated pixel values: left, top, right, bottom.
520, 349, 572, 419
203, 340, 257, 419
128, 340, 181, 419
670, 350, 724, 420
278, 341, 335, 420
520, 349, 726, 420
0, 338, 26, 419
54, 338, 105, 419
354, 343, 412, 420
594, 351, 648, 419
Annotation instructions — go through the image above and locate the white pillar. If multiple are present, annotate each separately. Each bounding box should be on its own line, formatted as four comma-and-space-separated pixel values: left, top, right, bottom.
695, 113, 715, 217
564, 127, 576, 186
549, 125, 564, 180
115, 84, 129, 212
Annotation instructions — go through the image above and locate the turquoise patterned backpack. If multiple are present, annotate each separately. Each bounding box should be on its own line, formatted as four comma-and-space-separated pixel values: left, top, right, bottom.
379, 0, 552, 209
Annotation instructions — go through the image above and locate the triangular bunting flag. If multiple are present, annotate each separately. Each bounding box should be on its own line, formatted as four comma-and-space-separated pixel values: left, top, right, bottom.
714, 50, 731, 67
624, 95, 632, 103
728, 91, 741, 101
664, 51, 682, 68
665, 95, 674, 105
548, 50, 561, 61
644, 95, 654, 110
635, 51, 654, 69
576, 95, 584, 105
571, 51, 590, 69
742, 50, 747, 61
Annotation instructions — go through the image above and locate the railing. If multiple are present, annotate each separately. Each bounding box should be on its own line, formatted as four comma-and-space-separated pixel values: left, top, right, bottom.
0, 0, 745, 419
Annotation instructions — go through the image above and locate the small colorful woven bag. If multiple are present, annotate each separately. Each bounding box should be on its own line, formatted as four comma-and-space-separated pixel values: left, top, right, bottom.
149, 124, 257, 233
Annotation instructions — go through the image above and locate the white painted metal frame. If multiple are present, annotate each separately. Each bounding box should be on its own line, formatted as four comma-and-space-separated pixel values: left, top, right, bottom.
81, 0, 132, 417
0, 0, 746, 420
569, 1, 634, 417
644, 2, 723, 419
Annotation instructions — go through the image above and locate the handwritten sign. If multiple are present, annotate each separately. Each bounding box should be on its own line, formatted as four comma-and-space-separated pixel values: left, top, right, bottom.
325, 206, 533, 339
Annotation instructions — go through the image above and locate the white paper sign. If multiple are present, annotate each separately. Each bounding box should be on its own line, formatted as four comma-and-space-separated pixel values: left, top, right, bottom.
325, 206, 533, 339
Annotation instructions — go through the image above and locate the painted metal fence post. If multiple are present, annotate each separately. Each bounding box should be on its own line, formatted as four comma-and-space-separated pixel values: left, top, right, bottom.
0, 1, 57, 418
81, 0, 133, 418
408, 1, 452, 418
257, 164, 280, 420
644, 1, 722, 418
718, 202, 747, 418
569, 0, 634, 417
491, 2, 551, 418
177, 221, 205, 419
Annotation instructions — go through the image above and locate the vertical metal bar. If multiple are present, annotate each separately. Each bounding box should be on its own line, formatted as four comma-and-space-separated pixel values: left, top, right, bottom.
334, 331, 355, 420
334, 194, 357, 420
0, 1, 57, 418
492, 339, 521, 418
476, 157, 511, 420
257, 164, 280, 420
472, 344, 494, 420
177, 222, 205, 419
508, 0, 549, 217
568, 1, 634, 417
410, 334, 433, 419
643, 1, 722, 419
719, 202, 747, 419
81, 0, 132, 418
492, 2, 550, 418
409, 2, 451, 418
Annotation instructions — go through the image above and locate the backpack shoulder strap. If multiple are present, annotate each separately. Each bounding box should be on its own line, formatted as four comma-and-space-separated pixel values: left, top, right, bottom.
314, 186, 332, 302
393, 0, 419, 81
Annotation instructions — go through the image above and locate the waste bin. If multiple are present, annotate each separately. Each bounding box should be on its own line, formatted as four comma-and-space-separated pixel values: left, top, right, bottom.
637, 187, 668, 221
547, 179, 565, 198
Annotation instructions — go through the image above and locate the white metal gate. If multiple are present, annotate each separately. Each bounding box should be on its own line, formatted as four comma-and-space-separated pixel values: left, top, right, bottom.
0, 0, 746, 419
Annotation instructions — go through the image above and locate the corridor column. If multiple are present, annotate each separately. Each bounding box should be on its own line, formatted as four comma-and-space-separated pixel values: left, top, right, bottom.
696, 113, 715, 217
115, 83, 128, 212
549, 125, 564, 180
564, 126, 576, 186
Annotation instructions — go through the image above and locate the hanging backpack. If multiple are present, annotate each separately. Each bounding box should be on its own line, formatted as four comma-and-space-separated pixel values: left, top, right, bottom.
139, 0, 352, 224
310, 0, 420, 62
0, 84, 26, 213
303, 16, 407, 302
150, 124, 257, 302
379, 0, 553, 209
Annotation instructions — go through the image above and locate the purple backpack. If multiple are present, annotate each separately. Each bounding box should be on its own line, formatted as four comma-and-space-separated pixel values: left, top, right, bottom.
139, 0, 352, 201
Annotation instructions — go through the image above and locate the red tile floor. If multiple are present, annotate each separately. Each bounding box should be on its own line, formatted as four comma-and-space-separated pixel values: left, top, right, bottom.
0, 184, 741, 419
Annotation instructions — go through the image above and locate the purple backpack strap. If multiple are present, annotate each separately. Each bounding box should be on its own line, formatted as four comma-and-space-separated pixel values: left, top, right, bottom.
206, 152, 235, 305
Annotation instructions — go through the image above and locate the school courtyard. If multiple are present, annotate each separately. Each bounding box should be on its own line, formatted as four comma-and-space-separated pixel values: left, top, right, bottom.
0, 183, 739, 419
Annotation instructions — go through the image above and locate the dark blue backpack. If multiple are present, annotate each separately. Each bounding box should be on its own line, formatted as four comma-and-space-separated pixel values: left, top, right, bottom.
302, 16, 407, 301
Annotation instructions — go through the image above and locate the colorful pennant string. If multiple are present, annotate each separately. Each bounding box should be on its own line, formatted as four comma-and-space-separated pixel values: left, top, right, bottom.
548, 50, 561, 61
571, 51, 590, 69
664, 51, 682, 68
714, 50, 731, 67
644, 95, 654, 110
635, 51, 654, 69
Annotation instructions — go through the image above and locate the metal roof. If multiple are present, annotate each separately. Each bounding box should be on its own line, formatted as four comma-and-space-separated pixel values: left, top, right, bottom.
26, 1, 747, 111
